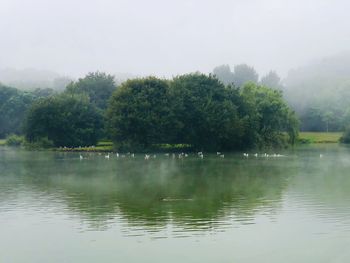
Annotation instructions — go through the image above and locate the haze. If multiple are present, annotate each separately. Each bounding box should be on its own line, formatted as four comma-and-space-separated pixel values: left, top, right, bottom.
1, 0, 350, 78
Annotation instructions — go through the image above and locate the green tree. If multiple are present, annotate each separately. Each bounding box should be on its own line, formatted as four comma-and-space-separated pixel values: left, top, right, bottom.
0, 84, 37, 138
170, 73, 244, 150
240, 83, 298, 147
25, 94, 103, 147
66, 72, 117, 110
106, 77, 173, 150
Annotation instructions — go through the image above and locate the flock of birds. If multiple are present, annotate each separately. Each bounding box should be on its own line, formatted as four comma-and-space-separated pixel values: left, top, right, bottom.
77, 151, 298, 160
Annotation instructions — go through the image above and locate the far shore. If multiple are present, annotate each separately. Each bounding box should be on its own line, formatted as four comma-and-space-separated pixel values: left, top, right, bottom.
0, 132, 343, 152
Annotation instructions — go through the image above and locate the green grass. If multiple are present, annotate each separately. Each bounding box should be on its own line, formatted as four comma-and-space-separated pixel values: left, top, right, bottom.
97, 141, 113, 146
298, 132, 342, 144
0, 139, 6, 146
57, 144, 114, 152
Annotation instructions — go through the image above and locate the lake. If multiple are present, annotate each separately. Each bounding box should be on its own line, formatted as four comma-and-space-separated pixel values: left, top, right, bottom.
1, 145, 350, 262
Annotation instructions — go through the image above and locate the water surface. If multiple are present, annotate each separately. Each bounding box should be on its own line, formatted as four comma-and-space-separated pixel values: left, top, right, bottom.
1, 145, 350, 262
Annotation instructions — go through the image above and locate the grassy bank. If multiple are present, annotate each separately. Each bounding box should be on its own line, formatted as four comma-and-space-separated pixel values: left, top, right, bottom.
56, 141, 114, 152
298, 132, 342, 144
56, 142, 192, 153
1, 133, 343, 150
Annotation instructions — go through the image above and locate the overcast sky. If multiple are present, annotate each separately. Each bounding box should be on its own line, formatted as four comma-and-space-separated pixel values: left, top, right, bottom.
1, 0, 350, 78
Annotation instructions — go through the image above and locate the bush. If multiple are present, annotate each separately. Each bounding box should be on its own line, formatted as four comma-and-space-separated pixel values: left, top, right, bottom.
25, 137, 55, 149
5, 134, 25, 146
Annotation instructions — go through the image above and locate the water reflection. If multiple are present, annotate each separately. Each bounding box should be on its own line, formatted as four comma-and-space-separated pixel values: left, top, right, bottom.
0, 148, 293, 234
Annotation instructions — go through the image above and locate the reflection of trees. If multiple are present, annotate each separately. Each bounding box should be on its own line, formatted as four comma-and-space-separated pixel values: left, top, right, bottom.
1, 149, 291, 232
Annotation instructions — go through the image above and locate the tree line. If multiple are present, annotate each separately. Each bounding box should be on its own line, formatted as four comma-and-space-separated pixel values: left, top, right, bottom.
1, 71, 298, 151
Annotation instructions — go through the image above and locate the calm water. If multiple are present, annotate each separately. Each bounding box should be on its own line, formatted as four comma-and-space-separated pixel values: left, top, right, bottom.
1, 146, 350, 262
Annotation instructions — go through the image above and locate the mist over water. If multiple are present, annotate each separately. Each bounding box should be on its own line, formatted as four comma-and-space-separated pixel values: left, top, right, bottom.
1, 146, 350, 262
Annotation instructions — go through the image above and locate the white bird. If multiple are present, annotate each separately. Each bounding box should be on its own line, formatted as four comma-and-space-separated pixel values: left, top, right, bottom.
320, 154, 323, 158
105, 153, 110, 159
131, 153, 135, 158
220, 154, 224, 158
254, 153, 258, 157
243, 153, 249, 157
199, 153, 204, 159
145, 154, 150, 160
153, 154, 157, 158
116, 153, 119, 157
217, 152, 221, 155
165, 153, 170, 157
79, 154, 83, 160
185, 153, 188, 157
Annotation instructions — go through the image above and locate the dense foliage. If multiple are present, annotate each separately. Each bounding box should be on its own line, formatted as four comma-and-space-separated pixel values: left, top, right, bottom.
5, 134, 25, 146
169, 74, 244, 150
0, 84, 54, 138
2, 70, 298, 150
107, 74, 298, 151
66, 72, 117, 110
25, 94, 103, 147
240, 83, 299, 147
107, 77, 173, 150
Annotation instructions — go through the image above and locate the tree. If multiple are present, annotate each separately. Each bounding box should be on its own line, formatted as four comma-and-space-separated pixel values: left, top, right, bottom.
240, 83, 299, 147
233, 64, 259, 87
106, 77, 173, 150
25, 94, 103, 147
170, 73, 244, 150
212, 65, 235, 85
260, 71, 281, 89
0, 84, 37, 138
66, 72, 117, 110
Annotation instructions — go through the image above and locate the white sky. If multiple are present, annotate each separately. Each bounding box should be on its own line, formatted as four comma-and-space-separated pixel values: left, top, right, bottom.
1, 0, 349, 78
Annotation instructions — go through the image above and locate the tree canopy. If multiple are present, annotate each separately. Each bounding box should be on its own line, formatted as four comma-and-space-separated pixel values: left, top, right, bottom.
25, 94, 103, 147
106, 77, 173, 150
66, 72, 117, 110
170, 74, 244, 150
107, 74, 298, 151
0, 84, 53, 138
1, 70, 299, 150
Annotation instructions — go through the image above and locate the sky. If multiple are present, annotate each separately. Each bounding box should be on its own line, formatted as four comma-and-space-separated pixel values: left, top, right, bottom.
1, 0, 350, 78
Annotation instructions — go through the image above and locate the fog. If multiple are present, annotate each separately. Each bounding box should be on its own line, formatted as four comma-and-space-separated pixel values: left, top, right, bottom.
1, 0, 350, 78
